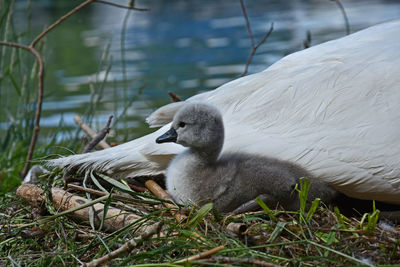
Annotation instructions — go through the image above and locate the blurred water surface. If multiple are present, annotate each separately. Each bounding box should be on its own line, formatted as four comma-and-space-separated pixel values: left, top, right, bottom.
3, 0, 400, 141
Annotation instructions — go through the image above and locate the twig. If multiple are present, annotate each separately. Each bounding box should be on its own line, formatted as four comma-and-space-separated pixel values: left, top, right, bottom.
82, 221, 162, 267
0, 41, 44, 178
240, 0, 274, 77
2, 0, 149, 178
330, 0, 350, 35
200, 256, 281, 267
168, 91, 182, 102
144, 180, 186, 222
176, 245, 225, 263
30, 0, 96, 47
94, 0, 150, 11
83, 115, 113, 153
74, 115, 111, 149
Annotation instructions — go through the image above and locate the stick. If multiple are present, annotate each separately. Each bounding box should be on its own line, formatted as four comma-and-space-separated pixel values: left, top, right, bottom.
82, 221, 162, 267
176, 245, 225, 263
239, 0, 274, 77
144, 180, 186, 222
83, 115, 113, 152
74, 115, 111, 149
168, 91, 182, 102
0, 41, 45, 179
16, 184, 143, 232
1, 0, 150, 178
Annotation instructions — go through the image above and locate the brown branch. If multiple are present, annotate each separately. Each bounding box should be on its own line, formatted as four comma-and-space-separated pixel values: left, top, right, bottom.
74, 115, 111, 149
1, 0, 151, 179
168, 91, 182, 102
176, 245, 225, 263
82, 221, 162, 267
83, 115, 113, 153
144, 180, 186, 222
0, 41, 45, 178
240, 0, 274, 77
30, 0, 96, 47
94, 0, 150, 11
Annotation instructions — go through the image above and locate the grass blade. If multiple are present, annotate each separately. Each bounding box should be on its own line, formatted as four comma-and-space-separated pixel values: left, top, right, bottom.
256, 196, 276, 220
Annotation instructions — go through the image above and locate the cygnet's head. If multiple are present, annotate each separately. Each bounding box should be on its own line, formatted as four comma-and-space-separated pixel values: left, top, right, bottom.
156, 102, 224, 152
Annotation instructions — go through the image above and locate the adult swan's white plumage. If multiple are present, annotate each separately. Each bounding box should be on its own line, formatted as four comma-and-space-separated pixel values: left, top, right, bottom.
49, 20, 400, 205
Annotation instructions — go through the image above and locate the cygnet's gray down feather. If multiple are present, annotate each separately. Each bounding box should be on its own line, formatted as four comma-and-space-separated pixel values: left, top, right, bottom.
156, 102, 337, 213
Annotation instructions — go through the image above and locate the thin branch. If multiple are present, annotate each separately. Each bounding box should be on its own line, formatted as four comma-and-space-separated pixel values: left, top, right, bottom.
240, 0, 254, 48
168, 91, 182, 102
144, 180, 186, 222
2, 0, 149, 178
0, 41, 44, 178
30, 0, 96, 47
240, 0, 274, 77
330, 0, 350, 35
94, 0, 150, 11
176, 245, 225, 263
82, 115, 113, 153
74, 115, 111, 150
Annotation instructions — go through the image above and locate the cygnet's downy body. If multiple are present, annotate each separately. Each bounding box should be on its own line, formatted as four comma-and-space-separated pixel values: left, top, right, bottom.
156, 102, 337, 213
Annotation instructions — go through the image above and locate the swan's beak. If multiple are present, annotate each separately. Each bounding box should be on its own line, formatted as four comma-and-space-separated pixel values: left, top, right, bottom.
156, 128, 177, 143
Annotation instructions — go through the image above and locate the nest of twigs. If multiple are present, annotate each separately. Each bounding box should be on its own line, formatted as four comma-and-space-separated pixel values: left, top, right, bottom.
1, 169, 399, 267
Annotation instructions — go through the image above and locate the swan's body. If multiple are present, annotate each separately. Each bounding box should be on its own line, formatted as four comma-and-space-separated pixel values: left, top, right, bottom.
49, 20, 400, 205
157, 102, 337, 212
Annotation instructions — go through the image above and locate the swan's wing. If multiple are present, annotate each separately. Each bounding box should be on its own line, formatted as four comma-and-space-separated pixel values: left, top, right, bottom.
146, 102, 185, 128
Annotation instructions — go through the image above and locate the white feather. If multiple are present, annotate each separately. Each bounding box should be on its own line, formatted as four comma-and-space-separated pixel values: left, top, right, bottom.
48, 20, 400, 205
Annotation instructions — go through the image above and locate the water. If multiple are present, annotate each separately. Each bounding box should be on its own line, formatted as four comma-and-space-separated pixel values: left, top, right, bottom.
2, 0, 400, 142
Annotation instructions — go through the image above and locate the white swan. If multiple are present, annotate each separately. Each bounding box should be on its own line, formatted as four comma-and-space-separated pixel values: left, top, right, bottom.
156, 102, 337, 212
49, 20, 400, 205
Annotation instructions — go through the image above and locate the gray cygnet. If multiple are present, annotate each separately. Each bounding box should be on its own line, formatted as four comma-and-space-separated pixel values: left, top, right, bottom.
156, 102, 337, 213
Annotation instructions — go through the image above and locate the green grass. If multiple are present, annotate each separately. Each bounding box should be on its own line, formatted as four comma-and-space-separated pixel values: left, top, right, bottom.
0, 170, 399, 266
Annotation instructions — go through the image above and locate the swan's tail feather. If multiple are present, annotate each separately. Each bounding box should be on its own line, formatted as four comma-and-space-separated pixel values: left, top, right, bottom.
47, 126, 183, 178
146, 102, 185, 128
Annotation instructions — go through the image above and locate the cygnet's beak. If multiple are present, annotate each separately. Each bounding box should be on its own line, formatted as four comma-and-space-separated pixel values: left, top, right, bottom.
156, 128, 177, 143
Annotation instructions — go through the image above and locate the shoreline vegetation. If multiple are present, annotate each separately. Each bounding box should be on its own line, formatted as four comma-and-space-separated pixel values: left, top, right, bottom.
1, 1, 399, 266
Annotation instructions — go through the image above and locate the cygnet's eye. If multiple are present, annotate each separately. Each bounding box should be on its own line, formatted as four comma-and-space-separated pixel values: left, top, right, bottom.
178, 122, 186, 128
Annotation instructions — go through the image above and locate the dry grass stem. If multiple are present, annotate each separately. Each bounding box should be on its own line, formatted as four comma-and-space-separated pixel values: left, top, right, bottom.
82, 221, 162, 267
176, 245, 225, 263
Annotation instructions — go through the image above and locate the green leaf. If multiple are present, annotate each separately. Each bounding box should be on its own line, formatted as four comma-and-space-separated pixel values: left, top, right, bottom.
268, 221, 287, 242
7, 71, 22, 97
307, 198, 320, 221
99, 189, 113, 231
187, 203, 213, 228
90, 170, 108, 193
256, 197, 276, 221
97, 173, 133, 193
